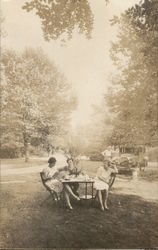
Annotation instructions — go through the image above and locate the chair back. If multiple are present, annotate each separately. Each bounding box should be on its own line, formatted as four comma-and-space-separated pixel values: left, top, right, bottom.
108, 173, 116, 188
40, 172, 51, 193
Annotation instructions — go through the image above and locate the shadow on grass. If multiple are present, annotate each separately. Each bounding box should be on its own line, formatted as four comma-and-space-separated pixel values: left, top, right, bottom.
1, 180, 158, 249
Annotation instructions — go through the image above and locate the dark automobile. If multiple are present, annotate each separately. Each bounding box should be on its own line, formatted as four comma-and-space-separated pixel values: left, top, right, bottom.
113, 154, 138, 175
89, 152, 104, 161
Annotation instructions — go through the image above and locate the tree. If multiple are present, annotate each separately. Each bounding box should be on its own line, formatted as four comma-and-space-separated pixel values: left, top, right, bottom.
22, 0, 109, 41
106, 0, 158, 147
1, 48, 76, 160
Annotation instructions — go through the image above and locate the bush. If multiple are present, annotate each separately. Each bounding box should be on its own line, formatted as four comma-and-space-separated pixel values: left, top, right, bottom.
29, 146, 46, 157
0, 147, 24, 158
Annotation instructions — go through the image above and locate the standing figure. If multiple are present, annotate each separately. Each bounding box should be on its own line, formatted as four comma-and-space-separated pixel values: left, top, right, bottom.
94, 159, 118, 211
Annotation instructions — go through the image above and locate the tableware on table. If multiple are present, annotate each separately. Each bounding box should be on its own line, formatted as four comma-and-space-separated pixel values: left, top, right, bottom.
64, 175, 70, 180
85, 174, 89, 181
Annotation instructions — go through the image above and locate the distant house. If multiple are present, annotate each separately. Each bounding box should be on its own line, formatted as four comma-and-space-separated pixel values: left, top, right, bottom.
119, 139, 158, 155
119, 144, 146, 155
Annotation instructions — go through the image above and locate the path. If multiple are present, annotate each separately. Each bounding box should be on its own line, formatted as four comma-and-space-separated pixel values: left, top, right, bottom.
1, 165, 157, 202
114, 177, 158, 201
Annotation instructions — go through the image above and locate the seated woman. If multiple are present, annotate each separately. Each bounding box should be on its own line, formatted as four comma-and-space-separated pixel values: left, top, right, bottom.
94, 158, 118, 211
42, 157, 63, 199
65, 158, 82, 196
42, 157, 79, 208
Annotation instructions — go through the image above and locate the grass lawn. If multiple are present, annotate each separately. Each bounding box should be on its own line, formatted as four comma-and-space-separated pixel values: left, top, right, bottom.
0, 159, 158, 248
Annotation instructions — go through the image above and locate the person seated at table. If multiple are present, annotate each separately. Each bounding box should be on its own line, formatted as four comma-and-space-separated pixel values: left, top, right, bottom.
94, 158, 118, 211
42, 157, 80, 208
65, 158, 82, 197
58, 157, 81, 209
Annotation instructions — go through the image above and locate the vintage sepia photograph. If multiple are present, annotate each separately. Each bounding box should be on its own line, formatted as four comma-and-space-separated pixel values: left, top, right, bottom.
0, 0, 158, 249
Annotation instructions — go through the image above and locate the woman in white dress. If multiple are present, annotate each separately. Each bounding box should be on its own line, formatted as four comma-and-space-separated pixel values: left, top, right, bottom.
42, 157, 64, 195
94, 158, 118, 211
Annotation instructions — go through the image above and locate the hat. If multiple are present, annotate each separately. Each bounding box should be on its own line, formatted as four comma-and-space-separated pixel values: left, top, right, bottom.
48, 157, 56, 164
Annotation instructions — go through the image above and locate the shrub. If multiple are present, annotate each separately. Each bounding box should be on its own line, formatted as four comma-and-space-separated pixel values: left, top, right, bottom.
0, 147, 24, 158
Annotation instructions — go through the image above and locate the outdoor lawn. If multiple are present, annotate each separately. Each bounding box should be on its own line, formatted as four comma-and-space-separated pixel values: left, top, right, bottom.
0, 158, 158, 248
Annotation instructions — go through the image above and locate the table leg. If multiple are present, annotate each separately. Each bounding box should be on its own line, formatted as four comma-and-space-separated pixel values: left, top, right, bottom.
63, 186, 65, 207
92, 182, 94, 199
85, 182, 87, 199
91, 182, 94, 206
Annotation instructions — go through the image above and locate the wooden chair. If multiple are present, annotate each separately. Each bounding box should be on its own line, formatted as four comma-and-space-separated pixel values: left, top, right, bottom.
40, 172, 59, 203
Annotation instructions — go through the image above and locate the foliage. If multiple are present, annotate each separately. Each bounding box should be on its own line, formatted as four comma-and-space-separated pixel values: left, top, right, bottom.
1, 48, 76, 158
106, 0, 158, 146
22, 0, 109, 41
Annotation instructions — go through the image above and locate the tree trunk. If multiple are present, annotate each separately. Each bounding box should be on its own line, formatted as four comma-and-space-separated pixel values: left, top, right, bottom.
24, 142, 29, 162
23, 132, 30, 162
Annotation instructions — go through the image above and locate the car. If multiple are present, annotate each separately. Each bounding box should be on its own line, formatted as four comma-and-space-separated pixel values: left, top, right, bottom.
112, 154, 138, 175
89, 152, 104, 162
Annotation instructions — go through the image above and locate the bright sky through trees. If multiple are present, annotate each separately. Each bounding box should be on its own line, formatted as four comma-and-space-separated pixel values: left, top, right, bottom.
1, 0, 139, 129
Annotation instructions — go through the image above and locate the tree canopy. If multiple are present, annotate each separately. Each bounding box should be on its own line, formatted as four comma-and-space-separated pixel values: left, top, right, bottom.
106, 0, 158, 146
22, 0, 109, 41
1, 48, 76, 159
